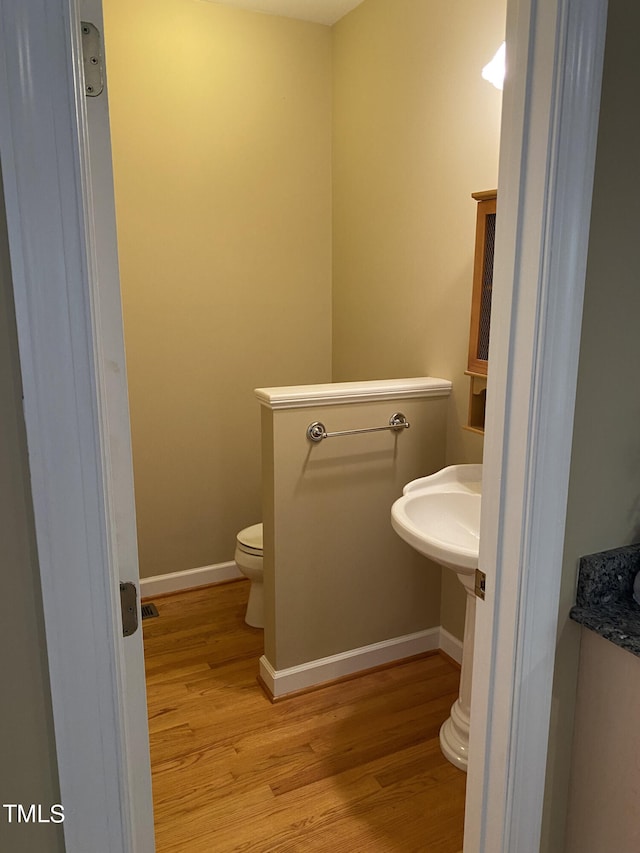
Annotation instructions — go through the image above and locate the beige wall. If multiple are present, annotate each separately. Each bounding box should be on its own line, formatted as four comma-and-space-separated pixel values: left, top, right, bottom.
262, 393, 449, 669
0, 170, 64, 852
104, 0, 505, 637
565, 632, 640, 853
541, 1, 640, 848
332, 0, 505, 638
103, 0, 333, 577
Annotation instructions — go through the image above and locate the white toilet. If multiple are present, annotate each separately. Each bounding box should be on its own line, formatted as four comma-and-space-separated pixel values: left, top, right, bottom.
234, 523, 264, 628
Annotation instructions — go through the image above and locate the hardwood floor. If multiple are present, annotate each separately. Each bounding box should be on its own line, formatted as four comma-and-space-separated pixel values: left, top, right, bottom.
143, 581, 466, 853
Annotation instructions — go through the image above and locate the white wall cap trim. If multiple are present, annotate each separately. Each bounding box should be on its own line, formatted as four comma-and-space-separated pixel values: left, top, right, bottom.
255, 377, 452, 410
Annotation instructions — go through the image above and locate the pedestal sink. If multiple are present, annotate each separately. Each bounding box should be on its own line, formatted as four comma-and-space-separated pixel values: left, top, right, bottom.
391, 463, 482, 772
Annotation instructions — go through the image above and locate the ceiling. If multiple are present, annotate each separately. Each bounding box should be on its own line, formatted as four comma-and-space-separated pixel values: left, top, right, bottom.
202, 0, 365, 26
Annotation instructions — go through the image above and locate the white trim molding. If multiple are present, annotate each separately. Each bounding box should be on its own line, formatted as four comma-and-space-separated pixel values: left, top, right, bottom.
466, 0, 608, 851
255, 376, 452, 410
259, 628, 443, 699
0, 2, 143, 851
439, 628, 464, 666
140, 562, 243, 598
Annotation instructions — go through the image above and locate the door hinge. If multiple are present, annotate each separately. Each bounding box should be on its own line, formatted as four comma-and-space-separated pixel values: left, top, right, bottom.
81, 21, 104, 97
475, 568, 486, 600
120, 582, 139, 637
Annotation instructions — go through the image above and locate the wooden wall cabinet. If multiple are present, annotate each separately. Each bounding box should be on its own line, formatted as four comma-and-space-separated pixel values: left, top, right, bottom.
465, 190, 496, 434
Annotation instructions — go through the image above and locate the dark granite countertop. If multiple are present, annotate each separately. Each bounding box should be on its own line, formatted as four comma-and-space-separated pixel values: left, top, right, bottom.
570, 543, 640, 657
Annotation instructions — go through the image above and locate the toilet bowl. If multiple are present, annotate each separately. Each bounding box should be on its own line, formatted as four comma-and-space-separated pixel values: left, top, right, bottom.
234, 523, 264, 628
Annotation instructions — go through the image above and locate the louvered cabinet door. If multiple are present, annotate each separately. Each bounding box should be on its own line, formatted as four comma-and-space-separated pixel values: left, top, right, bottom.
467, 190, 496, 376
464, 190, 496, 434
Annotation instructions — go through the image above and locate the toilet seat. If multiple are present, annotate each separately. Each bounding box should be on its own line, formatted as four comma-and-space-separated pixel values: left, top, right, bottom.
236, 523, 263, 556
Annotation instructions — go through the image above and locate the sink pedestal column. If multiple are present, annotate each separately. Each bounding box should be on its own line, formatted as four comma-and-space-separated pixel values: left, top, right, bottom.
439, 571, 476, 772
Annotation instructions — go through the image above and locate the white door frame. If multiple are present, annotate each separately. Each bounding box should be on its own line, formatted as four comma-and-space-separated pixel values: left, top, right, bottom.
0, 0, 608, 851
0, 1, 153, 851
466, 0, 607, 849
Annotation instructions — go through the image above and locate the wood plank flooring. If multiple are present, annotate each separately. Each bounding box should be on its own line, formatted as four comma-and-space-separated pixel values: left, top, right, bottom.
143, 580, 466, 853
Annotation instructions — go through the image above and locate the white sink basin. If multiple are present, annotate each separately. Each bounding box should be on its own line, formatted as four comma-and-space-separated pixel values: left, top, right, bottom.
391, 464, 482, 574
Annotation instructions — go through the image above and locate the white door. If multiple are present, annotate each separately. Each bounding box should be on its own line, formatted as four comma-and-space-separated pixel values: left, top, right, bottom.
0, 0, 154, 850
464, 0, 608, 850
79, 0, 156, 850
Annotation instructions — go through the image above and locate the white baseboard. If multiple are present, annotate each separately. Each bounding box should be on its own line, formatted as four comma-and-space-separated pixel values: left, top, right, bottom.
438, 627, 464, 665
259, 627, 441, 699
139, 561, 243, 598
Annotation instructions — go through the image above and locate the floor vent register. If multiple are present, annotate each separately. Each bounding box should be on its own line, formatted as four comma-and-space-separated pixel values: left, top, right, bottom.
141, 603, 159, 620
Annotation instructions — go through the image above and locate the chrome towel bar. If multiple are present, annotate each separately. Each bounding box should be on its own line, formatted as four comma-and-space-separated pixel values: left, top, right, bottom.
306, 412, 410, 443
